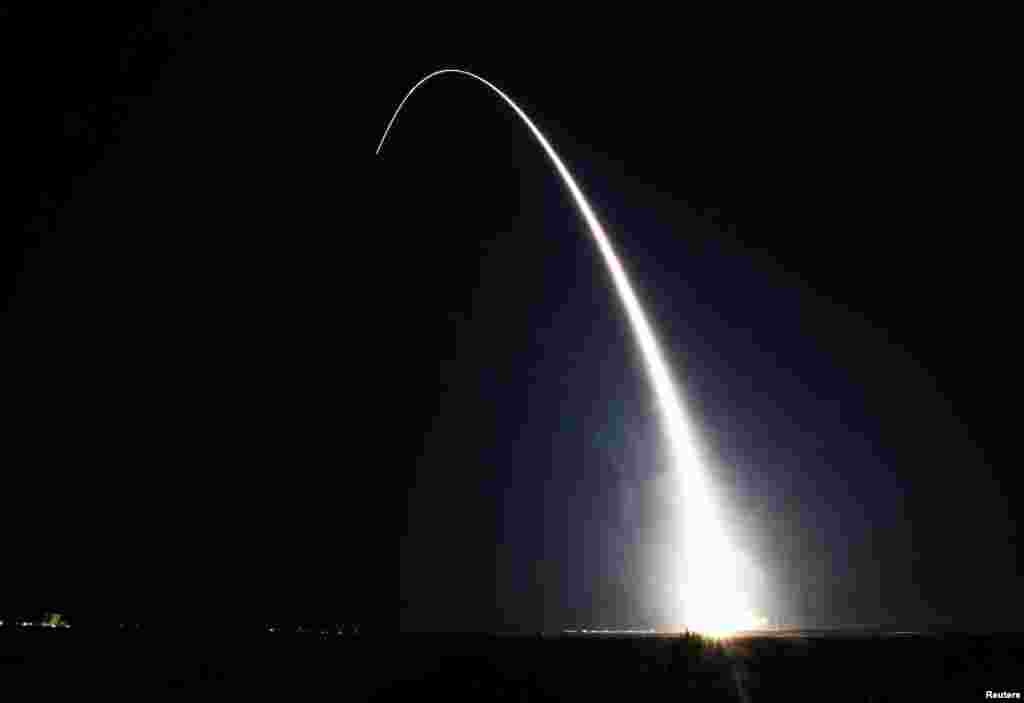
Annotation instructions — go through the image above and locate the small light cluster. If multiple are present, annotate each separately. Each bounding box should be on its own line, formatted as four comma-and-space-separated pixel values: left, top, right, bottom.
266, 624, 361, 635
561, 634, 655, 638
7, 620, 71, 629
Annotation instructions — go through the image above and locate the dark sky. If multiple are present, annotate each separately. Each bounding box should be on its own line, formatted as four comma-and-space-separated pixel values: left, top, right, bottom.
5, 7, 1017, 633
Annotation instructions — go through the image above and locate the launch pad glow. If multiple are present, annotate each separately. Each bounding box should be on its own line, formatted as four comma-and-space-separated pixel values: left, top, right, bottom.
377, 69, 760, 637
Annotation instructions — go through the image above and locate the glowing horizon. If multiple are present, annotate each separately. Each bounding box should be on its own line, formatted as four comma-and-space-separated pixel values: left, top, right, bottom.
376, 69, 760, 636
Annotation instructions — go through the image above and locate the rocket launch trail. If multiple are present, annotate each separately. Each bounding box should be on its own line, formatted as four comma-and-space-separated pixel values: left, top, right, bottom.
377, 69, 759, 636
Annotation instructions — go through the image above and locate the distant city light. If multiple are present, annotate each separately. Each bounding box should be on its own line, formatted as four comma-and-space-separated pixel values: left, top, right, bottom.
565, 634, 659, 638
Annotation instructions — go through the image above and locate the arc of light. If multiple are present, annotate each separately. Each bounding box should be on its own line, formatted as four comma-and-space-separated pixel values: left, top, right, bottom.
376, 68, 700, 481
376, 69, 753, 634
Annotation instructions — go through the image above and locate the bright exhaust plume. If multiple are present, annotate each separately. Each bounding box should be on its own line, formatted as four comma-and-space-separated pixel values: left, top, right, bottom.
376, 69, 760, 637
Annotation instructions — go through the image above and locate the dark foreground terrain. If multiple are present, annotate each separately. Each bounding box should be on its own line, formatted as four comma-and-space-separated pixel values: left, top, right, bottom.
2, 629, 1020, 700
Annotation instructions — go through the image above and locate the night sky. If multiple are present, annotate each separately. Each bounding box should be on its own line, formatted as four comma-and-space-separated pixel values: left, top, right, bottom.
5, 7, 1018, 634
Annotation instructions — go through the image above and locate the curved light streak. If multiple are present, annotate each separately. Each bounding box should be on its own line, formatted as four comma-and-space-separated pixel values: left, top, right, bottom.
377, 69, 758, 636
